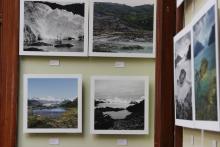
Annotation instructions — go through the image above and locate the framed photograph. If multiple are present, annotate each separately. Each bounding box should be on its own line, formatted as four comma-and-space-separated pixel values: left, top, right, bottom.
174, 25, 194, 128
89, 0, 155, 58
192, 0, 220, 131
177, 0, 184, 8
90, 76, 149, 134
19, 0, 89, 56
23, 74, 82, 133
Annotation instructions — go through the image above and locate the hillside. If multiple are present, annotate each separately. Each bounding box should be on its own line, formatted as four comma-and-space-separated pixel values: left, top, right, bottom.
94, 3, 154, 33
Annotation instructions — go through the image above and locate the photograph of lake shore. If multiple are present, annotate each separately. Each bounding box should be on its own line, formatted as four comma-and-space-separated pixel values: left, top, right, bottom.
20, 0, 88, 56
89, 0, 155, 58
90, 76, 149, 134
23, 74, 82, 133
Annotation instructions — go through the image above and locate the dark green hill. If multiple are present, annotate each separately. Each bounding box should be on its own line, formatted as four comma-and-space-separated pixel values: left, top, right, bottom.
94, 2, 154, 32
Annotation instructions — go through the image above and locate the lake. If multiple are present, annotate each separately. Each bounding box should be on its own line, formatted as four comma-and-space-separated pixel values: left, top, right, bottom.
32, 108, 66, 118
93, 33, 153, 53
103, 110, 131, 119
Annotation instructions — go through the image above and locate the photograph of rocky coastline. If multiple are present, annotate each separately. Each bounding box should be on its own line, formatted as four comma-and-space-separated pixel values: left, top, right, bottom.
24, 75, 82, 133
91, 76, 149, 134
90, 0, 154, 57
20, 0, 88, 56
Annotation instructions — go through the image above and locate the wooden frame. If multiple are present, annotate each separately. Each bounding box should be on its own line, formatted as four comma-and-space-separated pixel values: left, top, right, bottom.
155, 0, 184, 147
0, 0, 183, 146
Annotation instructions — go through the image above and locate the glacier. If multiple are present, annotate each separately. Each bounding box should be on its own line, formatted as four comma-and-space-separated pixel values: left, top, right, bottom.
24, 1, 84, 43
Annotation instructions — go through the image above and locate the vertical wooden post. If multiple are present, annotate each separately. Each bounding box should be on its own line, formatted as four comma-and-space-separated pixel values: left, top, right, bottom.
0, 0, 19, 147
154, 0, 176, 147
174, 3, 185, 147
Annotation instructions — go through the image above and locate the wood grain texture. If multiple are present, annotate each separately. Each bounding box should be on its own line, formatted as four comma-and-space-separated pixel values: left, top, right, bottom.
154, 0, 176, 147
0, 0, 19, 147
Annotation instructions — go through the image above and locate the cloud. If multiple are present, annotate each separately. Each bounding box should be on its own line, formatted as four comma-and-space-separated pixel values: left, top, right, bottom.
29, 96, 76, 101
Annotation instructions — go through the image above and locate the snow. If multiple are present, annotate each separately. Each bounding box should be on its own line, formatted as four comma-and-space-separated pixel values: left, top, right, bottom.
24, 2, 84, 41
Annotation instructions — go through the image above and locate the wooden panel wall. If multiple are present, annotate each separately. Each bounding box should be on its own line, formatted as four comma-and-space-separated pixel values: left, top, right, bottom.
0, 0, 19, 147
154, 0, 184, 147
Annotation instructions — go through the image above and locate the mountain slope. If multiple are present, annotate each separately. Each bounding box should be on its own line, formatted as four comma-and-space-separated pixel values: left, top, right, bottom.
94, 3, 154, 33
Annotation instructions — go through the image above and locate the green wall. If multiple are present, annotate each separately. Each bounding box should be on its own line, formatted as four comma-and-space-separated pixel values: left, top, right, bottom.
18, 57, 155, 147
183, 0, 220, 147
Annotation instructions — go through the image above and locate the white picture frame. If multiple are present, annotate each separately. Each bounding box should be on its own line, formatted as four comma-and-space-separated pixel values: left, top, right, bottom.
19, 0, 89, 56
191, 0, 220, 131
89, 0, 155, 58
23, 74, 82, 133
177, 0, 184, 8
173, 24, 194, 128
90, 76, 149, 135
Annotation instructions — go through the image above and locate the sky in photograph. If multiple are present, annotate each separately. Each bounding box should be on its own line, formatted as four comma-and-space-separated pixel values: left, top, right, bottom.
193, 6, 215, 48
28, 78, 78, 101
95, 79, 145, 100
95, 0, 153, 6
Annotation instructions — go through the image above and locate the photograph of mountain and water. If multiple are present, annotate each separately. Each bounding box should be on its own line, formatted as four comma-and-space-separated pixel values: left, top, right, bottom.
23, 74, 82, 133
20, 0, 88, 56
192, 0, 219, 131
89, 0, 155, 58
90, 76, 149, 134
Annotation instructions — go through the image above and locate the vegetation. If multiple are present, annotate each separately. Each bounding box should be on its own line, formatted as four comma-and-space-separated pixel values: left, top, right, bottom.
28, 98, 78, 128
28, 107, 78, 128
94, 3, 154, 31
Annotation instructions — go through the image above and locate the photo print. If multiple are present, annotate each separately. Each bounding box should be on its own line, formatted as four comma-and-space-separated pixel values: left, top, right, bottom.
23, 74, 82, 133
177, 0, 184, 8
192, 0, 220, 131
89, 0, 155, 58
90, 76, 149, 134
20, 0, 89, 56
174, 26, 193, 128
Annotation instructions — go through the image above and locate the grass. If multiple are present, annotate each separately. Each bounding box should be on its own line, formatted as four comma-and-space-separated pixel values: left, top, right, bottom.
28, 107, 78, 128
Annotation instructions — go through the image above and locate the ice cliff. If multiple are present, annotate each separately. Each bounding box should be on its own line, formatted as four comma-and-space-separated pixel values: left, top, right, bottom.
24, 2, 84, 43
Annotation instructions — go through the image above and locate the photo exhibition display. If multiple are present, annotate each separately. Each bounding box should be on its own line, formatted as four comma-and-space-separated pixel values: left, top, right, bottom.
174, 0, 220, 131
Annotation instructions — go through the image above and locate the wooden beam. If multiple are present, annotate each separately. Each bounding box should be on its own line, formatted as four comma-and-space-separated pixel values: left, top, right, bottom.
154, 0, 176, 147
0, 0, 19, 146
174, 2, 184, 147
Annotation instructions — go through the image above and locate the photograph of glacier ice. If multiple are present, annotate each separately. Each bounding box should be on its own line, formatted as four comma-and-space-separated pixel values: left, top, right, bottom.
23, 1, 85, 53
92, 0, 154, 54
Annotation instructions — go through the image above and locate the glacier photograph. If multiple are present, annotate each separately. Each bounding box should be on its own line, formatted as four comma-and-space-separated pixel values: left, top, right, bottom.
20, 0, 88, 56
91, 76, 149, 134
90, 0, 154, 57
